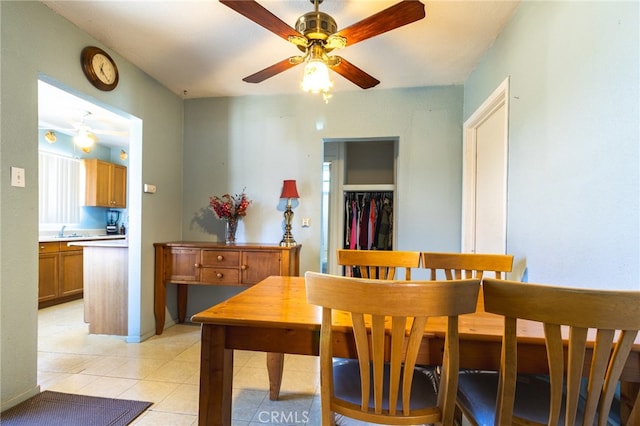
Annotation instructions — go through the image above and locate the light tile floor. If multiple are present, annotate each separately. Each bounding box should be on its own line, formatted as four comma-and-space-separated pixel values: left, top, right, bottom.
38, 300, 321, 425
38, 300, 472, 426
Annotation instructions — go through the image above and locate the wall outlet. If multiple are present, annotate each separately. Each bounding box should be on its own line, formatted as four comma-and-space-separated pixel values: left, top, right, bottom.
144, 183, 157, 193
301, 218, 310, 228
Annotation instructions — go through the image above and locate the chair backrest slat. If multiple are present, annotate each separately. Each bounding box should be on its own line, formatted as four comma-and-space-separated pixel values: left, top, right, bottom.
337, 249, 421, 280
306, 271, 481, 425
421, 252, 514, 281
483, 278, 640, 425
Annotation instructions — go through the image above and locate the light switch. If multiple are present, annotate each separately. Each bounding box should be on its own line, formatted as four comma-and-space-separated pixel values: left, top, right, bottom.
11, 167, 25, 188
144, 184, 157, 194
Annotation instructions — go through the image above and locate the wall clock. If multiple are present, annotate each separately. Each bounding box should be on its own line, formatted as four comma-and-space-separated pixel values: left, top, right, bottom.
81, 46, 119, 91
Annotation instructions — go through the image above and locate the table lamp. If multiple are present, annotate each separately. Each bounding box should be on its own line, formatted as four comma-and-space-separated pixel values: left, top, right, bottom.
279, 179, 299, 247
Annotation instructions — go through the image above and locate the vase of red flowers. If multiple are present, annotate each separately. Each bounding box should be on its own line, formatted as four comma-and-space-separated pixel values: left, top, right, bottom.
209, 189, 251, 244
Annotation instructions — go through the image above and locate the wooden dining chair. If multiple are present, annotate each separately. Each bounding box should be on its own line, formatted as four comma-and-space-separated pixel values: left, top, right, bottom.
456, 278, 640, 426
421, 252, 514, 425
337, 249, 421, 280
334, 249, 426, 421
421, 251, 514, 281
305, 271, 481, 425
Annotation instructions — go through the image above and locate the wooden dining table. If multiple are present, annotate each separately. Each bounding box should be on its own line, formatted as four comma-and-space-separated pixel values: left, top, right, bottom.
191, 275, 640, 426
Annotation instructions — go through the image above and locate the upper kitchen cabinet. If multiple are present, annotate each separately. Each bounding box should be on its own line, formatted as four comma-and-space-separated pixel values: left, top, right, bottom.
83, 159, 127, 208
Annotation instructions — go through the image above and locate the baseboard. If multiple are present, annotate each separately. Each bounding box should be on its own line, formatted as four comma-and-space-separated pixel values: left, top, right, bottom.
0, 384, 40, 413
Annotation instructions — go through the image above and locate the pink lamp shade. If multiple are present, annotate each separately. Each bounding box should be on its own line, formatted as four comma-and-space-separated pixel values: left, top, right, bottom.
280, 180, 300, 199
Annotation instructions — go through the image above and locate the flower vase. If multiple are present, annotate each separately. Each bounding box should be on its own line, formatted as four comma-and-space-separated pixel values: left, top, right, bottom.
225, 218, 238, 245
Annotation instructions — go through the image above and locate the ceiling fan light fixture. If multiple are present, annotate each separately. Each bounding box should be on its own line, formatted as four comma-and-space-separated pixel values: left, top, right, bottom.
74, 127, 98, 150
301, 58, 333, 95
301, 41, 333, 96
44, 131, 57, 144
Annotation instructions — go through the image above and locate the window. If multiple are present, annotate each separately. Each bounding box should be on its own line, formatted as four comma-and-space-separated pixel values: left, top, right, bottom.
39, 152, 81, 226
320, 161, 331, 273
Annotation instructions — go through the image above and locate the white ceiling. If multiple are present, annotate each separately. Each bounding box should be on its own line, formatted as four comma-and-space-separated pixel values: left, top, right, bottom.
38, 0, 520, 146
38, 80, 132, 148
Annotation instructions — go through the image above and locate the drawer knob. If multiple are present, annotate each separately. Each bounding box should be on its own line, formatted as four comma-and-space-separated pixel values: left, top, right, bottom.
217, 255, 224, 261
241, 264, 248, 270
40, 246, 45, 250
216, 273, 223, 279
194, 263, 200, 268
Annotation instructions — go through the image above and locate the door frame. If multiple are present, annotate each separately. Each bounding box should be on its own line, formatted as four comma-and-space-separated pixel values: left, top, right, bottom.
322, 138, 398, 275
461, 77, 510, 253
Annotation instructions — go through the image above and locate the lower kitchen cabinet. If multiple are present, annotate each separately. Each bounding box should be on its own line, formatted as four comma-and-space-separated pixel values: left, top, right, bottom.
59, 249, 84, 297
38, 250, 59, 302
38, 241, 84, 308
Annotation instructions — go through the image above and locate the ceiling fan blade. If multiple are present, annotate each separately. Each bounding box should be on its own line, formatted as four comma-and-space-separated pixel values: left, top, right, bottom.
242, 58, 301, 84
39, 124, 76, 132
92, 129, 128, 136
331, 57, 380, 89
219, 0, 303, 43
334, 0, 426, 47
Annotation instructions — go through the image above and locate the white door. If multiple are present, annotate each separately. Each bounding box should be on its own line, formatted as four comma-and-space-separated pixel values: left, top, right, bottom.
462, 78, 509, 254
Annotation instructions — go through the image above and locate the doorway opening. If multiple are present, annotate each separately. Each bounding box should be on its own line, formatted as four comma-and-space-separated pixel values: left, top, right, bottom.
321, 138, 398, 275
37, 76, 143, 342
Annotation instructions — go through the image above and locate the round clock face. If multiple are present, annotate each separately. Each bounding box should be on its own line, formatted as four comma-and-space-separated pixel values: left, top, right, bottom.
92, 54, 117, 85
81, 46, 119, 91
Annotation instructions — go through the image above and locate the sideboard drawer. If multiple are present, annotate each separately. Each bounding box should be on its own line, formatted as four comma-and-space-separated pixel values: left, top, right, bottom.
201, 268, 240, 285
202, 250, 240, 267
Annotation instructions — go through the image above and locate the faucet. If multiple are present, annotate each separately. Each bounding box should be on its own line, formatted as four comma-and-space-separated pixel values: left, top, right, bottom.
58, 225, 66, 237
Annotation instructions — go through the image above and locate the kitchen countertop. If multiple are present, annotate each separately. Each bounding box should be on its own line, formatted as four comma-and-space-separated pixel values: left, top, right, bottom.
68, 239, 128, 248
39, 234, 126, 243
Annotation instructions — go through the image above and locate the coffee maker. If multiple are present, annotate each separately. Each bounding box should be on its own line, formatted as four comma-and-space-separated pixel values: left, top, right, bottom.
106, 209, 121, 235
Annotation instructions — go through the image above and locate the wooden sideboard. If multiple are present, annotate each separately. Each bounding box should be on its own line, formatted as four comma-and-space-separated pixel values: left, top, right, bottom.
154, 242, 301, 334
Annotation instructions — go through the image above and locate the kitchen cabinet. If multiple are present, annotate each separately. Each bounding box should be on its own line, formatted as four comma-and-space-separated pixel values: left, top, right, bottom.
154, 242, 301, 334
83, 159, 127, 208
38, 242, 83, 308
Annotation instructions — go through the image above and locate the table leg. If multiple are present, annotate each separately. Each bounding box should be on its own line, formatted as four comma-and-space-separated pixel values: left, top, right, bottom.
154, 247, 166, 335
621, 381, 639, 425
154, 282, 166, 335
267, 352, 285, 400
199, 324, 233, 426
627, 390, 640, 425
177, 284, 188, 323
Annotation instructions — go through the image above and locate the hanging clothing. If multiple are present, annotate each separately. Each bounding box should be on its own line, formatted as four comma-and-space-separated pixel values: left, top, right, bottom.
376, 196, 393, 250
350, 200, 357, 250
342, 191, 393, 251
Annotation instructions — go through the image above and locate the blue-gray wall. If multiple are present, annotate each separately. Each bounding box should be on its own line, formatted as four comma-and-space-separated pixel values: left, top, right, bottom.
464, 1, 639, 289
180, 87, 464, 314
1, 1, 183, 409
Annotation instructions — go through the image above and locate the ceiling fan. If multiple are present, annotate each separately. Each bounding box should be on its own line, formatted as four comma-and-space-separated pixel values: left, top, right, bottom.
220, 0, 426, 93
39, 111, 127, 152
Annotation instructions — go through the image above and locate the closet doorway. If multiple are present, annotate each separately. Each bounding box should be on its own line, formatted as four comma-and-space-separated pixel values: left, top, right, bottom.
322, 138, 398, 275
